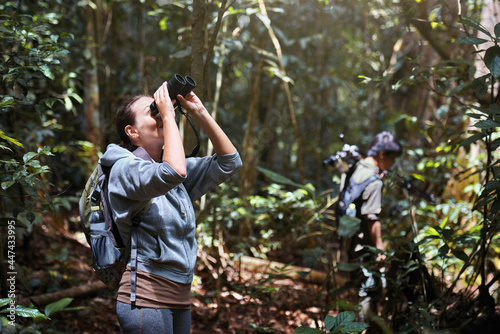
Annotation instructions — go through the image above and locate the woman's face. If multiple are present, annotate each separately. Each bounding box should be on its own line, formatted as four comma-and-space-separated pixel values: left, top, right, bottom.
378, 151, 397, 171
128, 96, 164, 147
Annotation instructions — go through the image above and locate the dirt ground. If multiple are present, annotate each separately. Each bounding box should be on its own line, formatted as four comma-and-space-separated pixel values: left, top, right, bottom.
16, 223, 334, 334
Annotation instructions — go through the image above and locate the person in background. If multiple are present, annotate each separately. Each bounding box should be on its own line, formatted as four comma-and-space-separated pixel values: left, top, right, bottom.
101, 81, 242, 334
350, 131, 402, 260
345, 131, 402, 330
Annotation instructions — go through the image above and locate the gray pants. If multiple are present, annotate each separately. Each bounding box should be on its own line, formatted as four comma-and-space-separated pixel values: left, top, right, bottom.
116, 301, 191, 334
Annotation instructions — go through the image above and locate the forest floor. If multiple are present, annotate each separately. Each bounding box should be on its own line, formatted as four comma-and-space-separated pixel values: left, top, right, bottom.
13, 218, 500, 334
19, 220, 346, 334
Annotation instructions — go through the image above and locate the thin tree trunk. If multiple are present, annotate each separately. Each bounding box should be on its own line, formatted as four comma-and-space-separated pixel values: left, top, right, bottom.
138, 2, 146, 92
257, 0, 305, 183
238, 58, 264, 238
101, 1, 114, 145
239, 58, 264, 198
191, 0, 206, 97
19, 281, 107, 307
238, 256, 343, 286
84, 3, 103, 157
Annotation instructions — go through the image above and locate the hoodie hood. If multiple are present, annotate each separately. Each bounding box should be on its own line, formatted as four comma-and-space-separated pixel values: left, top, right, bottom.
100, 144, 152, 167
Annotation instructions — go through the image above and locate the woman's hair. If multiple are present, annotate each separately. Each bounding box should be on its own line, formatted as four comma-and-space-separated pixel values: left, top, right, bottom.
115, 95, 147, 151
366, 131, 402, 157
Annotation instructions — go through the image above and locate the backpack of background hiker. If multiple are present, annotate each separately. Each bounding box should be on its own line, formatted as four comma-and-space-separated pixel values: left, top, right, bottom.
79, 152, 151, 289
336, 164, 380, 219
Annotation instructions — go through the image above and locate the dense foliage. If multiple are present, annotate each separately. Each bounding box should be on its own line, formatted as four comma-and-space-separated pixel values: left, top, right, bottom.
1, 0, 499, 333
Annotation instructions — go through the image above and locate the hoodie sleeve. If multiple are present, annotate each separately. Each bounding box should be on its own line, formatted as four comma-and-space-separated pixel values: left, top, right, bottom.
183, 150, 242, 202
109, 156, 187, 201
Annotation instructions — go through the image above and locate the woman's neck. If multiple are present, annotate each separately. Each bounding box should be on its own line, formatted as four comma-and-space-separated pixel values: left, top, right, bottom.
139, 143, 163, 162
364, 156, 378, 167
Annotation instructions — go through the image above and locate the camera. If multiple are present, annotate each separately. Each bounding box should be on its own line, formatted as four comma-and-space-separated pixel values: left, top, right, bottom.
150, 74, 196, 116
323, 143, 363, 173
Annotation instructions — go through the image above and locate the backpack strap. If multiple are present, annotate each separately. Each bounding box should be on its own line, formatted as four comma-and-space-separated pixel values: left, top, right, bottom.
129, 147, 154, 302
129, 200, 152, 303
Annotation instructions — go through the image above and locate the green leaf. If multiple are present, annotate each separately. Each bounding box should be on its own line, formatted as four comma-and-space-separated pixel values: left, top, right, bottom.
452, 249, 469, 263
257, 166, 313, 195
454, 36, 489, 45
442, 228, 454, 241
491, 103, 500, 116
466, 104, 490, 115
474, 119, 500, 129
335, 311, 356, 328
0, 96, 14, 107
458, 17, 491, 38
294, 327, 322, 334
341, 322, 369, 333
484, 45, 500, 78
0, 298, 12, 308
338, 215, 361, 238
13, 305, 49, 322
23, 151, 37, 163
45, 298, 73, 317
460, 132, 486, 147
484, 180, 500, 191
337, 262, 361, 272
491, 199, 500, 216
325, 315, 336, 331
0, 130, 23, 148
39, 64, 54, 80
492, 137, 500, 150
438, 244, 450, 257
439, 216, 448, 229
37, 146, 54, 156
1, 180, 16, 190
60, 32, 74, 40
472, 75, 489, 96
495, 22, 500, 38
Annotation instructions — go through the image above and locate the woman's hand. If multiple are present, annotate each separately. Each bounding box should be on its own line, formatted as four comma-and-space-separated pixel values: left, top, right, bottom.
153, 82, 176, 120
176, 91, 236, 156
176, 92, 207, 118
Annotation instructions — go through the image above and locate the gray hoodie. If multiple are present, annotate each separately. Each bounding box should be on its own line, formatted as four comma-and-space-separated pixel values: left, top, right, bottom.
100, 143, 242, 284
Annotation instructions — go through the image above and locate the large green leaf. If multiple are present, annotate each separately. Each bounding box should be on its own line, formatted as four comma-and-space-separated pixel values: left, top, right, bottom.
458, 17, 491, 37
325, 315, 337, 331
474, 119, 500, 130
338, 215, 361, 238
44, 297, 73, 317
294, 327, 322, 334
0, 96, 14, 107
495, 22, 500, 38
11, 305, 48, 323
340, 322, 369, 333
454, 36, 488, 45
484, 45, 500, 78
0, 298, 12, 308
0, 130, 23, 148
257, 166, 315, 194
333, 311, 356, 329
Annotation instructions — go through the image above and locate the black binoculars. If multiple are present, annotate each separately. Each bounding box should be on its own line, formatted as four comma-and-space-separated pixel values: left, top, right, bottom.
150, 74, 196, 116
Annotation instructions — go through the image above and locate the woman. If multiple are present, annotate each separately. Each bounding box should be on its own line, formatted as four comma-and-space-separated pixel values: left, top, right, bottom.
99, 81, 242, 333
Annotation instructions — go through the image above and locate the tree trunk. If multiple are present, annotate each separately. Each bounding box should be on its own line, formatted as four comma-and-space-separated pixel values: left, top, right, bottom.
238, 58, 264, 238
101, 1, 115, 146
137, 2, 146, 93
84, 4, 103, 157
239, 59, 264, 198
191, 0, 206, 98
182, 0, 206, 156
238, 256, 344, 286
19, 281, 107, 307
257, 0, 305, 184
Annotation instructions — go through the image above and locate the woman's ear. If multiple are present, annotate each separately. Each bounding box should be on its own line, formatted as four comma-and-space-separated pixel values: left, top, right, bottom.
124, 125, 139, 141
